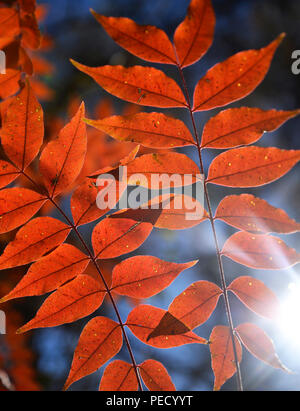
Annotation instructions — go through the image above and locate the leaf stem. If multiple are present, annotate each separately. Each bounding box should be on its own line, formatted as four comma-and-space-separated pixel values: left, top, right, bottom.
175, 60, 243, 391
20, 169, 143, 391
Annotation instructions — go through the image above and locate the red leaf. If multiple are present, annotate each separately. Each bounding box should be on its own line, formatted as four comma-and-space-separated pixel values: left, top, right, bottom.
168, 281, 223, 329
70, 180, 108, 226
17, 274, 106, 333
209, 325, 242, 391
99, 360, 138, 391
150, 194, 208, 230
139, 359, 175, 391
84, 112, 195, 148
221, 231, 300, 270
71, 61, 187, 108
88, 144, 139, 179
174, 0, 215, 68
215, 194, 300, 234
0, 188, 46, 233
236, 323, 289, 372
19, 45, 34, 75
18, 0, 36, 13
201, 107, 300, 149
0, 244, 89, 302
147, 281, 222, 341
193, 34, 284, 111
0, 161, 20, 188
39, 102, 87, 197
125, 152, 201, 188
0, 8, 20, 38
0, 69, 21, 99
104, 194, 208, 231
1, 82, 44, 170
126, 305, 207, 348
207, 147, 300, 187
64, 316, 122, 390
111, 256, 198, 299
0, 217, 70, 270
20, 11, 41, 50
0, 98, 13, 122
92, 215, 153, 259
92, 11, 177, 65
227, 276, 280, 319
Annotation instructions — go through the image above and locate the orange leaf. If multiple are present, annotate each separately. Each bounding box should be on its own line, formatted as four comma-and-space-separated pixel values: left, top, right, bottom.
17, 274, 106, 333
92, 11, 177, 65
125, 152, 201, 188
0, 160, 20, 188
151, 194, 208, 230
0, 97, 13, 121
227, 276, 280, 319
236, 323, 289, 372
104, 194, 207, 231
221, 231, 300, 270
0, 8, 20, 38
18, 0, 36, 13
99, 360, 138, 391
201, 107, 300, 149
92, 214, 153, 259
215, 194, 300, 234
20, 11, 41, 50
0, 82, 44, 170
84, 112, 195, 148
64, 316, 122, 390
70, 180, 108, 226
0, 187, 46, 234
88, 144, 139, 179
139, 359, 175, 391
209, 325, 242, 391
71, 61, 187, 108
0, 69, 21, 99
193, 34, 284, 111
0, 244, 89, 302
168, 281, 223, 329
111, 256, 198, 299
174, 0, 215, 68
39, 102, 87, 197
147, 281, 222, 341
19, 45, 34, 75
0, 217, 70, 270
207, 147, 300, 187
126, 305, 207, 348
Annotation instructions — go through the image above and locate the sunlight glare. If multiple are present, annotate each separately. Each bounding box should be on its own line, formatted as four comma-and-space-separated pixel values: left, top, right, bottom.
277, 281, 300, 341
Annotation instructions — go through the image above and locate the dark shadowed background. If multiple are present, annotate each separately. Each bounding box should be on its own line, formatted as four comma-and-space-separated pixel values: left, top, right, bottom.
15, 0, 300, 391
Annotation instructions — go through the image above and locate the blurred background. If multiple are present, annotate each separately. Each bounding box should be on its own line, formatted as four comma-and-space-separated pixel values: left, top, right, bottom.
1, 0, 300, 391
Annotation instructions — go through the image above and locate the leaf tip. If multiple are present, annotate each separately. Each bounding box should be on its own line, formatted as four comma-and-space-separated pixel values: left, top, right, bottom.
78, 101, 86, 115
277, 32, 286, 43
90, 8, 99, 19
189, 259, 199, 268
69, 59, 82, 70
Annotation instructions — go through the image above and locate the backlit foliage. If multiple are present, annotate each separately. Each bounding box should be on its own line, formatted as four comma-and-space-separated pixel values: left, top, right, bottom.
0, 0, 299, 391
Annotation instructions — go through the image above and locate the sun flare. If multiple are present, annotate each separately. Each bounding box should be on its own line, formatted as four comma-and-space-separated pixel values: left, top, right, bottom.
277, 281, 300, 341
